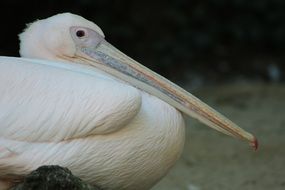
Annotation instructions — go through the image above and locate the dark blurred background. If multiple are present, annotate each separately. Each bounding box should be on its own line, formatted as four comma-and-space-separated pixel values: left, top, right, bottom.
0, 0, 284, 87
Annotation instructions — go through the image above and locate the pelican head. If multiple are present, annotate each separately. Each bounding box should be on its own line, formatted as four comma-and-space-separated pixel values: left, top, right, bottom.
19, 13, 257, 149
19, 13, 104, 61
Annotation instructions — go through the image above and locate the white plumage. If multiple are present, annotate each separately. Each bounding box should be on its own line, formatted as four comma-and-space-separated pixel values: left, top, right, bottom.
0, 56, 184, 189
0, 13, 256, 189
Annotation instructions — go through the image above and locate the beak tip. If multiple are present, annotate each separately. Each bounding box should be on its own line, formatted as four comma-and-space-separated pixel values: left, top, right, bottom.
251, 137, 258, 151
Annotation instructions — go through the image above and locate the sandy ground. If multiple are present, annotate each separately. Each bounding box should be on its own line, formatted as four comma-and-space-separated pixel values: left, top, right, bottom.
153, 83, 285, 190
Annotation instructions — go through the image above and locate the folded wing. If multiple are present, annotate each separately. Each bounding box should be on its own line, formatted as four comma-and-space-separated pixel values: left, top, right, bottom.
0, 57, 141, 142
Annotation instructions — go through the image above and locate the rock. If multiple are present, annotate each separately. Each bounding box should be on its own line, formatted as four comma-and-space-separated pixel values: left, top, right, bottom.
11, 165, 101, 190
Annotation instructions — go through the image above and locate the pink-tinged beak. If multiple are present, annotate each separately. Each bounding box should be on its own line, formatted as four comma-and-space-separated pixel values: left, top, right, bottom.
69, 26, 258, 150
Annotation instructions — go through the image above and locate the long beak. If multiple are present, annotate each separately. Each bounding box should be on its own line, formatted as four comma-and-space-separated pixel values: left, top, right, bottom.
72, 32, 257, 150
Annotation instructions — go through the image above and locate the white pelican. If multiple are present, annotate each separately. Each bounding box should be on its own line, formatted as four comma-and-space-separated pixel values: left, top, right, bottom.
0, 13, 257, 190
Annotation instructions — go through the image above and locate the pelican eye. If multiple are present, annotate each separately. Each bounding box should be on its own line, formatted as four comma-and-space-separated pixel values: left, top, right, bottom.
76, 30, 86, 38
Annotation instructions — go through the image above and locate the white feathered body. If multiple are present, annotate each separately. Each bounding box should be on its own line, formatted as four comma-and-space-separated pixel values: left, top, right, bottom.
0, 57, 185, 189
